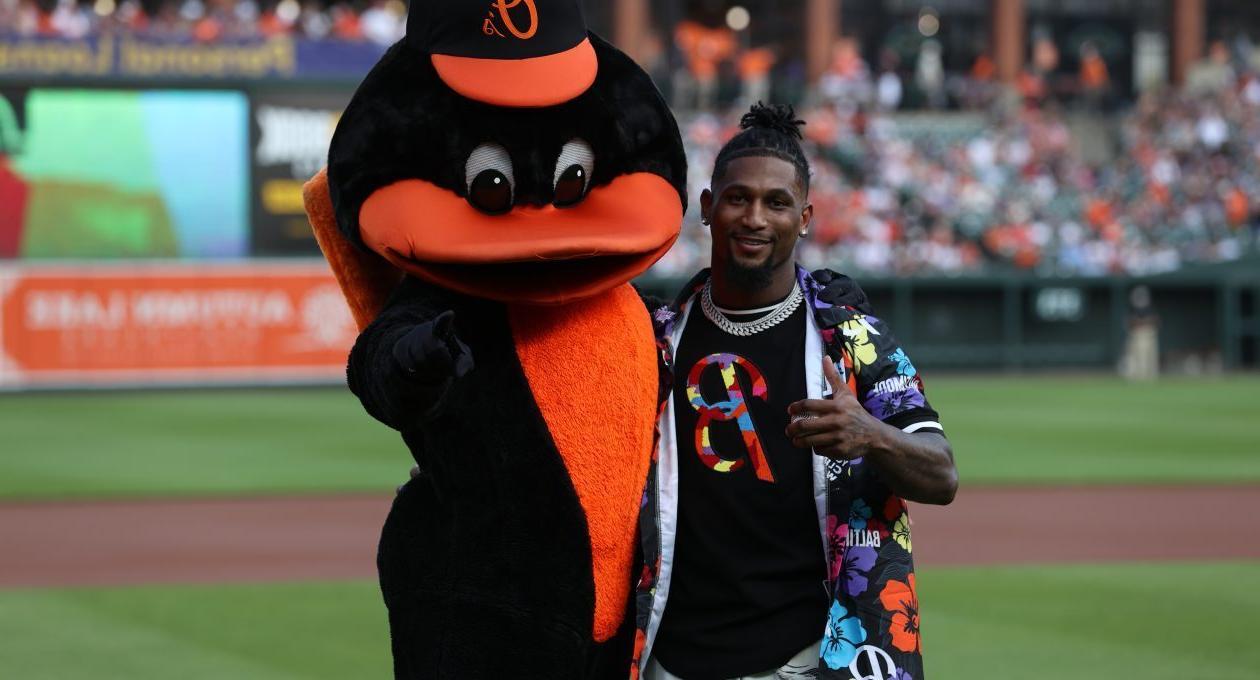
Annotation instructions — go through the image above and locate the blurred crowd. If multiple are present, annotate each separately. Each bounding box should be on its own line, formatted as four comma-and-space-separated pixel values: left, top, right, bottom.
655, 63, 1260, 278
5, 1, 1259, 277
658, 24, 1125, 115
0, 0, 406, 44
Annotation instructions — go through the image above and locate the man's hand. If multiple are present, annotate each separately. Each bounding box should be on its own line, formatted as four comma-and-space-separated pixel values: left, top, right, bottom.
785, 357, 885, 460
789, 358, 959, 505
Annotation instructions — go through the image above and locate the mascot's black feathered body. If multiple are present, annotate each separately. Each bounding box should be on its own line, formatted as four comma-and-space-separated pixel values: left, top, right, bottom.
302, 1, 686, 678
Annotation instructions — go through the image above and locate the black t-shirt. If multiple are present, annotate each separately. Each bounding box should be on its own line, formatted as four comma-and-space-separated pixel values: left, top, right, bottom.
653, 302, 828, 680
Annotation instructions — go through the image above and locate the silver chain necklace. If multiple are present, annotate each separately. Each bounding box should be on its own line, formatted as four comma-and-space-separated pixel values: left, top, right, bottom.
700, 280, 803, 337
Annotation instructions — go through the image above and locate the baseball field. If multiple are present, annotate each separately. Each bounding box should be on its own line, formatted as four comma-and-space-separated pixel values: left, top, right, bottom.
2, 375, 1258, 679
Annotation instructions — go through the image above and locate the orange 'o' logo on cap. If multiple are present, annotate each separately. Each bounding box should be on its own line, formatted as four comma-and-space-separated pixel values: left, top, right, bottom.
482, 0, 538, 40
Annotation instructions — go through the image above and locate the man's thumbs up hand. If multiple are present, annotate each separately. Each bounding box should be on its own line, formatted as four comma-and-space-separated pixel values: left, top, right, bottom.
786, 357, 881, 460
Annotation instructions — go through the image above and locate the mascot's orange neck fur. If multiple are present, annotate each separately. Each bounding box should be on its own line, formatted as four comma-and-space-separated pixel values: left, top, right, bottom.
508, 283, 657, 642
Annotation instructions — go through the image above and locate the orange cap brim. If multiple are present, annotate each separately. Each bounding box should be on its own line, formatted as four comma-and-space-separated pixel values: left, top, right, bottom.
431, 37, 597, 108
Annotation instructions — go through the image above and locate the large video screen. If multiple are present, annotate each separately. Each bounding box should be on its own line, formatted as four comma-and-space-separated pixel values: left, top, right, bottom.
0, 88, 249, 259
249, 90, 350, 256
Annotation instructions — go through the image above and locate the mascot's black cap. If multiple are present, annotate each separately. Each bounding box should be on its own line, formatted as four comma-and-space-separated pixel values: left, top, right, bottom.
406, 0, 597, 108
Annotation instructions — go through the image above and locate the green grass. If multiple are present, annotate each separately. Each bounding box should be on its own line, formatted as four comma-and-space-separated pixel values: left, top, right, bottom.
3, 562, 1255, 679
920, 561, 1260, 679
0, 388, 407, 500
1, 376, 1258, 500
929, 375, 1260, 485
0, 581, 391, 679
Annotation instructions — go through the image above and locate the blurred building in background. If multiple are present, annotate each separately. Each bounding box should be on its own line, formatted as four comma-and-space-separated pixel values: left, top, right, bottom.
1, 0, 1258, 386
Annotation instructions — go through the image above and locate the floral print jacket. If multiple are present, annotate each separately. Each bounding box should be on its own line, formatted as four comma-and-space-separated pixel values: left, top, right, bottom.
631, 267, 943, 680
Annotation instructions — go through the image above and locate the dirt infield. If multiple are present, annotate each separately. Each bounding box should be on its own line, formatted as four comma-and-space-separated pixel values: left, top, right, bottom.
908, 485, 1260, 565
2, 486, 1258, 589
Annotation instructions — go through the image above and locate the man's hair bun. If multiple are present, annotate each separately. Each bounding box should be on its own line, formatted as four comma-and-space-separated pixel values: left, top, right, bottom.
713, 101, 811, 193
739, 102, 805, 141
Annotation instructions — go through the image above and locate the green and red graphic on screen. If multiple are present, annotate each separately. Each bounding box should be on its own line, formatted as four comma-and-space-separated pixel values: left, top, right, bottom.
0, 89, 248, 260
0, 92, 27, 258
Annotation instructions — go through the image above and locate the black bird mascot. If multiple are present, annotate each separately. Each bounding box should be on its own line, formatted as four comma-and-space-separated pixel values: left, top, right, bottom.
301, 1, 687, 678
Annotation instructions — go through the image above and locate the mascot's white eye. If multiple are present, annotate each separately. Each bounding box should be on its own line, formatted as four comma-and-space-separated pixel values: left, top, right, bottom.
465, 143, 515, 215
552, 138, 595, 208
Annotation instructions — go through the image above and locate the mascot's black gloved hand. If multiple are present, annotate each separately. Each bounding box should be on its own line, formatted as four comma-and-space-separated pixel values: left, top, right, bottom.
391, 310, 474, 382
349, 305, 475, 431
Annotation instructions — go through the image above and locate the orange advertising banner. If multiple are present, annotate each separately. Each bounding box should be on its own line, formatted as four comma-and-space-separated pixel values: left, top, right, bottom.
0, 262, 358, 388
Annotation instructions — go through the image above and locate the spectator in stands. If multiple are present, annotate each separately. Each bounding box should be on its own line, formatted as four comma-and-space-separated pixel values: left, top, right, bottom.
358, 0, 403, 46
1121, 285, 1159, 380
674, 19, 737, 110
1078, 41, 1110, 109
818, 37, 871, 106
299, 0, 331, 39
875, 48, 903, 112
329, 2, 361, 40
737, 46, 776, 108
1017, 36, 1060, 106
970, 51, 996, 82
1186, 40, 1236, 97
2, 0, 43, 36
915, 39, 946, 109
49, 0, 90, 38
257, 0, 293, 37
958, 50, 997, 109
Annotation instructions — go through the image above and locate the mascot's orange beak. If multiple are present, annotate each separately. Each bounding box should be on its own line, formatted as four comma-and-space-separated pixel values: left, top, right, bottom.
358, 172, 681, 305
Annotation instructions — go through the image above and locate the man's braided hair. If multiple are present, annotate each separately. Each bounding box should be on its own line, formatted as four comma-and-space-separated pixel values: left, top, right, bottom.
712, 102, 810, 194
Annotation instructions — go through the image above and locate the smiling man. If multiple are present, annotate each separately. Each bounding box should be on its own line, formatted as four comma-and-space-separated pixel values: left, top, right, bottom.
635, 104, 958, 680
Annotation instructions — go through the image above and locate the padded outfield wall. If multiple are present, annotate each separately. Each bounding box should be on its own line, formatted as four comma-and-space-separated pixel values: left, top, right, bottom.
638, 265, 1260, 373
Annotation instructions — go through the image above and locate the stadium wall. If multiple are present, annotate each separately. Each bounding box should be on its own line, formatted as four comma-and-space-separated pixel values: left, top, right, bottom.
639, 266, 1260, 373
0, 261, 354, 390
1, 261, 1255, 390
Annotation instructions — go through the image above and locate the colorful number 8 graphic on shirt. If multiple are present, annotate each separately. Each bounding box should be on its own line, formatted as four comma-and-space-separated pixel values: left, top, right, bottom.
686, 353, 775, 483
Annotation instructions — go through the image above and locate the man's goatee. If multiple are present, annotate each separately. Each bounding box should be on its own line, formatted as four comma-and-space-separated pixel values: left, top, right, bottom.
727, 258, 775, 290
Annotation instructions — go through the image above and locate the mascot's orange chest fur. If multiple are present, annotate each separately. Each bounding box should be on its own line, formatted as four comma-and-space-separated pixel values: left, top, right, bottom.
507, 282, 657, 641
